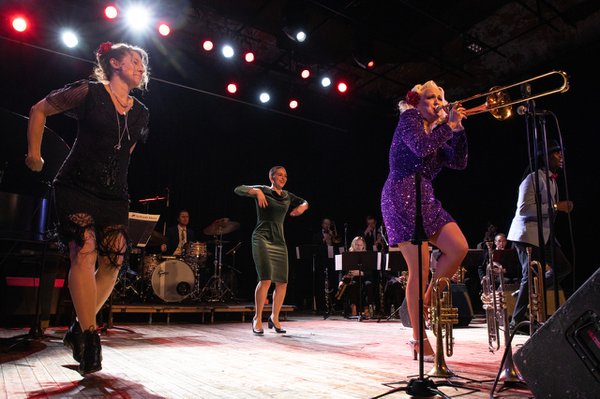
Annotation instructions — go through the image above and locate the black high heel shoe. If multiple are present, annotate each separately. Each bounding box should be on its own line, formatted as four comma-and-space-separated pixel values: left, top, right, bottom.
268, 316, 286, 334
79, 328, 102, 375
252, 317, 264, 335
63, 321, 83, 362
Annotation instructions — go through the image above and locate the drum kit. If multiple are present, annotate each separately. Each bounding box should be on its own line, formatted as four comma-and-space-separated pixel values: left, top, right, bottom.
117, 218, 241, 304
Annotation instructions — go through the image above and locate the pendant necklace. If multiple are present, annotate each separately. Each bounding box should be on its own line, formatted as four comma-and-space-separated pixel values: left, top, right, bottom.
114, 111, 130, 151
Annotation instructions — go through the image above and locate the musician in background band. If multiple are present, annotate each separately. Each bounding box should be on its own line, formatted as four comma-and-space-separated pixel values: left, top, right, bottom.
477, 233, 509, 281
313, 218, 341, 247
337, 236, 377, 317
507, 140, 573, 332
381, 80, 468, 360
162, 210, 196, 255
25, 42, 150, 374
363, 215, 383, 251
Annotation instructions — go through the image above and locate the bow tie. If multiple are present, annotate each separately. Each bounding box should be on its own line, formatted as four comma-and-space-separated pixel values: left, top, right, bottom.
550, 173, 558, 181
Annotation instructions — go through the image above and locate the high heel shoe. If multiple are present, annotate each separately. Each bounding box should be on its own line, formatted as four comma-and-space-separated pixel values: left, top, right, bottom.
63, 321, 83, 362
407, 339, 434, 363
252, 318, 264, 335
267, 316, 286, 334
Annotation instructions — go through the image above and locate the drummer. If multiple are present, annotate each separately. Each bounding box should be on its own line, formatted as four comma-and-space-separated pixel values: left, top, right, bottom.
161, 210, 197, 256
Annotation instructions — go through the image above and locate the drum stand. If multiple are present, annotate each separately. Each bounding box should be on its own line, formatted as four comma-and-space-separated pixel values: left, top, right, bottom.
200, 236, 234, 302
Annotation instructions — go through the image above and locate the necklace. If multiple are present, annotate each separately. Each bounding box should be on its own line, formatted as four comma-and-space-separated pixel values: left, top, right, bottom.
114, 111, 130, 151
108, 84, 131, 109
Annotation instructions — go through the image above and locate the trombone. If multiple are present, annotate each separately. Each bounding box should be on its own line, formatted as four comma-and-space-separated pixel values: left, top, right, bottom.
440, 70, 569, 120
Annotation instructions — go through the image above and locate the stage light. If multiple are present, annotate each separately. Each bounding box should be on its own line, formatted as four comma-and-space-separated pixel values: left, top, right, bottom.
295, 30, 307, 42
337, 81, 348, 93
202, 40, 213, 51
289, 99, 299, 109
104, 5, 118, 19
320, 77, 331, 88
11, 16, 28, 32
61, 31, 79, 48
124, 5, 151, 31
222, 44, 235, 58
227, 83, 237, 94
244, 51, 255, 63
259, 92, 270, 104
300, 69, 310, 79
158, 23, 170, 36
282, 2, 309, 43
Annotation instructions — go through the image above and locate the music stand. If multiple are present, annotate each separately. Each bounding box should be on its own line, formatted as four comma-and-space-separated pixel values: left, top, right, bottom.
296, 244, 332, 313
101, 213, 159, 333
338, 251, 379, 321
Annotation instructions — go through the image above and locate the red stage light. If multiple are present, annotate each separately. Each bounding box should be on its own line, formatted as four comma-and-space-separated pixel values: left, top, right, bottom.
289, 100, 299, 109
158, 23, 170, 36
12, 16, 28, 32
244, 52, 255, 63
367, 60, 375, 69
104, 5, 118, 19
227, 83, 238, 94
300, 69, 310, 79
337, 82, 348, 93
202, 40, 214, 51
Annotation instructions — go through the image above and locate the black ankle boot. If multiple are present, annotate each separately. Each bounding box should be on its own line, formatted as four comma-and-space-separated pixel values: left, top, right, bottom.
63, 321, 83, 362
79, 329, 102, 375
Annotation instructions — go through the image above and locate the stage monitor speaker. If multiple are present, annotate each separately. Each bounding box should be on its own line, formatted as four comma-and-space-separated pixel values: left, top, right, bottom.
514, 267, 600, 398
399, 283, 474, 328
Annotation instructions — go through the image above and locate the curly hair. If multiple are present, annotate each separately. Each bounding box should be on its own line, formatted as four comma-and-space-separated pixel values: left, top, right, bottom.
92, 42, 149, 90
398, 80, 447, 114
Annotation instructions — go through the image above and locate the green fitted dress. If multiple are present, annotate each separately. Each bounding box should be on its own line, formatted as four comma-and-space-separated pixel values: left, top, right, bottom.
234, 185, 305, 283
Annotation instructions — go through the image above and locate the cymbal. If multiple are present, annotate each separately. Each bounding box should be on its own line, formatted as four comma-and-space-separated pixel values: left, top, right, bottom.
147, 230, 167, 246
203, 218, 240, 236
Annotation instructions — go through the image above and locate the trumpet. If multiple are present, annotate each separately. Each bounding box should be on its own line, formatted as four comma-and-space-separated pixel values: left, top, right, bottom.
427, 277, 458, 378
439, 70, 569, 120
527, 247, 546, 334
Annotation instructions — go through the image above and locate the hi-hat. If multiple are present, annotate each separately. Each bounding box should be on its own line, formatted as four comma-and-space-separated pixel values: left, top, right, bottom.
148, 230, 167, 246
203, 218, 240, 236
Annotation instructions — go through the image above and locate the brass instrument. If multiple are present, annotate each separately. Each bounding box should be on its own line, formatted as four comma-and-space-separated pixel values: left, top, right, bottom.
481, 241, 523, 383
527, 247, 546, 335
440, 70, 569, 120
427, 277, 458, 378
329, 221, 342, 245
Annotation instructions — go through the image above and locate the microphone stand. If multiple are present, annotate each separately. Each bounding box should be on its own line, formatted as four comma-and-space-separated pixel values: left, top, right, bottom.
374, 173, 450, 399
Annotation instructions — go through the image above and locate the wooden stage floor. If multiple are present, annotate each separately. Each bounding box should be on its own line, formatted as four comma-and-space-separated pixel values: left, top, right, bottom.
1, 314, 534, 398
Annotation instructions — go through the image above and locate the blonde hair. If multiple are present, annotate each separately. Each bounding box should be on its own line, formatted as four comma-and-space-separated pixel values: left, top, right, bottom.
269, 166, 285, 179
398, 80, 447, 114
93, 42, 149, 90
349, 236, 366, 252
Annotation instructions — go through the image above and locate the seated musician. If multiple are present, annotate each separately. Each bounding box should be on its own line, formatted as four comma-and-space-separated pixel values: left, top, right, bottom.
161, 210, 196, 256
337, 236, 376, 317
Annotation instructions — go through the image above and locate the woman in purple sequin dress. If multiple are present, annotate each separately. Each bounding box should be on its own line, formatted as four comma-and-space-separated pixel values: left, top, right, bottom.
381, 81, 469, 360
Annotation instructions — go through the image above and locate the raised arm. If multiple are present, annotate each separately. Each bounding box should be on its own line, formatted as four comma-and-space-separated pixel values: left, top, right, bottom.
234, 185, 268, 208
398, 109, 453, 158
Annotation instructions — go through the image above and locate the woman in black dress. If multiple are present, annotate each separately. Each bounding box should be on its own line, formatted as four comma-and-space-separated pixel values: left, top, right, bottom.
25, 42, 149, 374
235, 166, 308, 334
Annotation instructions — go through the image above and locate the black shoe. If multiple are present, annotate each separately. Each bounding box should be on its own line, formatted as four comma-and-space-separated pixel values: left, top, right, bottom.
252, 318, 264, 335
79, 329, 102, 375
63, 321, 83, 362
267, 316, 286, 334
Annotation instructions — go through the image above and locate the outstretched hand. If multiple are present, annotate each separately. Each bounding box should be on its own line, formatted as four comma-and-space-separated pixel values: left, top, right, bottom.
253, 189, 268, 208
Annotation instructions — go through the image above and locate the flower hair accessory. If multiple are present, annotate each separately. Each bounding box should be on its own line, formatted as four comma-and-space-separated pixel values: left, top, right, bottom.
405, 90, 420, 107
98, 41, 113, 56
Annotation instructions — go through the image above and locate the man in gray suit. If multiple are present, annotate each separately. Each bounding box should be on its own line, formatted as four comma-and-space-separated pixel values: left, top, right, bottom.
507, 139, 573, 332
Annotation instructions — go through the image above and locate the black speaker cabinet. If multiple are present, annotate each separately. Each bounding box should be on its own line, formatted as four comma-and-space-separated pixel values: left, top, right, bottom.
399, 283, 474, 328
514, 267, 600, 398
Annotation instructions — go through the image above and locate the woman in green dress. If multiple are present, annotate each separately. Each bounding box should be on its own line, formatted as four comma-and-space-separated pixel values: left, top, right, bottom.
235, 166, 308, 334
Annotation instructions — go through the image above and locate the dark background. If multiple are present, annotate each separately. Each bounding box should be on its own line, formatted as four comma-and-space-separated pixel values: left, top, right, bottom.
0, 1, 598, 304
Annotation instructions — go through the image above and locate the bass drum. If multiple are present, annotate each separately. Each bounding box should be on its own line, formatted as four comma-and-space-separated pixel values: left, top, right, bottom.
151, 259, 195, 302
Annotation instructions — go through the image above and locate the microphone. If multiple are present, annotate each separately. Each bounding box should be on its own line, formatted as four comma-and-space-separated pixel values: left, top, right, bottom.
516, 105, 550, 116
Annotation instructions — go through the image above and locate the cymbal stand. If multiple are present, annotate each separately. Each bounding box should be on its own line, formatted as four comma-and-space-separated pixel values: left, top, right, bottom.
200, 232, 234, 302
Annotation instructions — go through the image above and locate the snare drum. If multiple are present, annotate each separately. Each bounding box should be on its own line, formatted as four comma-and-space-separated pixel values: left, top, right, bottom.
151, 259, 195, 302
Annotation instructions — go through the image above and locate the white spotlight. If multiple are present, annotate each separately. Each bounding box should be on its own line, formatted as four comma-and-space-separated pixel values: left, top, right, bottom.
125, 5, 152, 31
61, 31, 79, 48
320, 77, 331, 88
295, 31, 307, 43
222, 44, 235, 58
259, 92, 271, 104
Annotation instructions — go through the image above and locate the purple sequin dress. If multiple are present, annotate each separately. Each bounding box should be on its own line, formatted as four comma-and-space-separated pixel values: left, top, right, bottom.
381, 109, 467, 245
